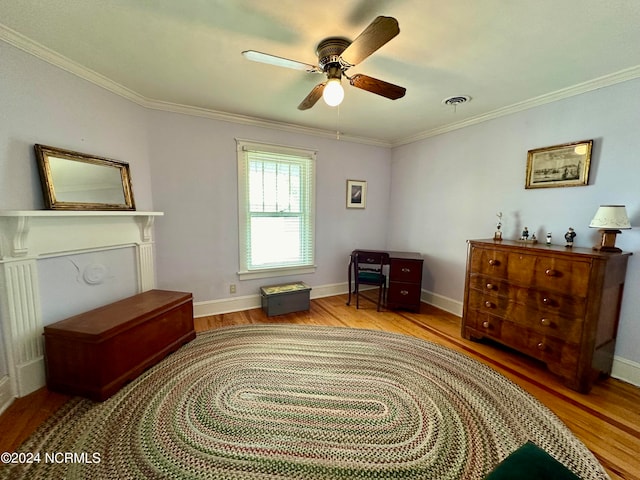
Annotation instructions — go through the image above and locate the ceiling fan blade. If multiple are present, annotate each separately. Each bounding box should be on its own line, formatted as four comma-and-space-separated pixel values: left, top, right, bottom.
242, 50, 321, 73
349, 74, 406, 100
340, 16, 400, 66
298, 83, 325, 110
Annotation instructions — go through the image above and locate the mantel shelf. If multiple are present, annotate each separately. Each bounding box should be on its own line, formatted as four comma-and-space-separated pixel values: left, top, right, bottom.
0, 210, 163, 217
0, 210, 164, 260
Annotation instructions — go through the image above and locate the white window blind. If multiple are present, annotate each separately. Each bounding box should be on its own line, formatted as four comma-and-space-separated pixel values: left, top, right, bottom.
237, 140, 316, 279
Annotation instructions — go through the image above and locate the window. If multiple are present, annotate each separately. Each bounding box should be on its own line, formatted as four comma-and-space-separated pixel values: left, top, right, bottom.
237, 140, 316, 279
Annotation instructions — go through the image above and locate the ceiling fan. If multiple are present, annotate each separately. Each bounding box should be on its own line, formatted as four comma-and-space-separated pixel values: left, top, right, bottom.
242, 16, 406, 110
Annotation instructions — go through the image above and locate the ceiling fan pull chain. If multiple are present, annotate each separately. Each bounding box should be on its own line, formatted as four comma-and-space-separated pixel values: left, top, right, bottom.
336, 105, 341, 140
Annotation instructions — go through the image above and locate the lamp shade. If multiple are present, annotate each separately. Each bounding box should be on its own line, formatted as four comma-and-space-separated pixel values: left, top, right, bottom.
589, 205, 631, 229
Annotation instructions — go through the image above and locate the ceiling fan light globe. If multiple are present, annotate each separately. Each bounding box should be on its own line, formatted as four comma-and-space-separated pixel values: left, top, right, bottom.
323, 79, 344, 107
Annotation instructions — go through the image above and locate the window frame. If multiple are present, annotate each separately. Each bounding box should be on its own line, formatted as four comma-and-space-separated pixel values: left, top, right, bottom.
236, 139, 316, 280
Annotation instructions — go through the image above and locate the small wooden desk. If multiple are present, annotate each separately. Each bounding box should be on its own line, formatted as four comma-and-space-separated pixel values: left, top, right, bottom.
347, 250, 424, 311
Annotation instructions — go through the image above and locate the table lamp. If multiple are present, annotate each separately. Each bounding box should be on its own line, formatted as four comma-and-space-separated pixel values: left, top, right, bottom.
588, 205, 631, 252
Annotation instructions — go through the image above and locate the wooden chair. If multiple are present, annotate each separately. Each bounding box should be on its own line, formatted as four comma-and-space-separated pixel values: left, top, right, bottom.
351, 250, 389, 311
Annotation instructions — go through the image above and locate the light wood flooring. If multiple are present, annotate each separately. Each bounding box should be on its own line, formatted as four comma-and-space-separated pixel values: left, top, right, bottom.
1, 294, 639, 479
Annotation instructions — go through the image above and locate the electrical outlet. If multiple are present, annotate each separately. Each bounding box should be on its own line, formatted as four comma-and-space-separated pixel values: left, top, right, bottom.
229, 283, 236, 294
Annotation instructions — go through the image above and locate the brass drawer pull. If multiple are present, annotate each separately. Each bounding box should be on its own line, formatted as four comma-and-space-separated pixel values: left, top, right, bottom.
488, 259, 500, 266
486, 283, 494, 290
400, 290, 409, 296
484, 301, 494, 308
482, 321, 490, 328
545, 268, 558, 276
537, 342, 546, 351
540, 318, 551, 327
401, 267, 411, 273
542, 297, 551, 305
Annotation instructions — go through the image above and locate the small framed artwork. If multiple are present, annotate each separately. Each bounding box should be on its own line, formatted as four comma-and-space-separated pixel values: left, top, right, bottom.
525, 140, 593, 189
346, 179, 367, 209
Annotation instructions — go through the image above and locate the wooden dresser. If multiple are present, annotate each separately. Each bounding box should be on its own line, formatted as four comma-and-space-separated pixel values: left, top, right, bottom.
462, 239, 631, 393
44, 290, 195, 401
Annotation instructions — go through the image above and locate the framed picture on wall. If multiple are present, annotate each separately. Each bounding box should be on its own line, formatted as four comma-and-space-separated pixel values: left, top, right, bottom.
346, 179, 367, 208
525, 140, 593, 189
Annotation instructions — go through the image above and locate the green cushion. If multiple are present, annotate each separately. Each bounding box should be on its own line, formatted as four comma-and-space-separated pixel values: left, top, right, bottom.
358, 272, 384, 283
484, 442, 580, 480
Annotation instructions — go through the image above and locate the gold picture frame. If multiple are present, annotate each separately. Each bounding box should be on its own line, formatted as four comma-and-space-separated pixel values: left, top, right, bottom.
525, 140, 593, 189
35, 144, 136, 210
346, 179, 367, 209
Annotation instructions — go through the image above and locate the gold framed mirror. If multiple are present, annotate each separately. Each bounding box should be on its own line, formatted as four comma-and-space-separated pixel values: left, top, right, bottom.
34, 144, 136, 210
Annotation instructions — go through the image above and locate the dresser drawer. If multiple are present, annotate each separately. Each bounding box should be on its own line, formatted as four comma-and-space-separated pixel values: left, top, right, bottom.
467, 290, 584, 343
466, 314, 579, 377
389, 258, 422, 283
500, 323, 579, 377
470, 247, 509, 278
471, 247, 591, 297
507, 254, 590, 297
468, 274, 511, 296
387, 282, 421, 306
531, 257, 590, 297
463, 309, 504, 337
463, 320, 580, 378
468, 274, 586, 318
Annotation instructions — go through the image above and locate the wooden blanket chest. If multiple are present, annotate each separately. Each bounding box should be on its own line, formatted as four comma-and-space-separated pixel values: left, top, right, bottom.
44, 289, 195, 401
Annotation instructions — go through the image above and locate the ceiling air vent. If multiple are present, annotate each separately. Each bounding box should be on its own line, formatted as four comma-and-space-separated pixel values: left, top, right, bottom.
442, 95, 471, 106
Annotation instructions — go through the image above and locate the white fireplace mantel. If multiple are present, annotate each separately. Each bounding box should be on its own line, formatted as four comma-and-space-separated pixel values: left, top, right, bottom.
0, 210, 163, 259
0, 210, 163, 405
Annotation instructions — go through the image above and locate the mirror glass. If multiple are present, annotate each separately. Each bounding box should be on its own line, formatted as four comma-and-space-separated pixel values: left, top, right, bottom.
35, 144, 135, 210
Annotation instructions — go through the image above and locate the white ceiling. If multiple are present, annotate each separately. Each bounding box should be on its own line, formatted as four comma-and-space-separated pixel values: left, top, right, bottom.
2, 0, 640, 146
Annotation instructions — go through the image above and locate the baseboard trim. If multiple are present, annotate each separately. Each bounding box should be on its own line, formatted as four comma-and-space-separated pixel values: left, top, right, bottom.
0, 375, 14, 416
193, 294, 259, 317
17, 357, 46, 397
611, 355, 640, 387
193, 283, 441, 317
421, 289, 463, 317
194, 283, 350, 317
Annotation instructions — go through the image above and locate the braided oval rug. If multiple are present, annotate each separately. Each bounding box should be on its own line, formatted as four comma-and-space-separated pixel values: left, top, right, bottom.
4, 324, 608, 480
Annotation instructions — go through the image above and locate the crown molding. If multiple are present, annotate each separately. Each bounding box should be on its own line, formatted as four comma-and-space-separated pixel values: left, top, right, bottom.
142, 99, 392, 147
0, 24, 390, 148
0, 24, 147, 106
3, 23, 639, 149
392, 65, 640, 147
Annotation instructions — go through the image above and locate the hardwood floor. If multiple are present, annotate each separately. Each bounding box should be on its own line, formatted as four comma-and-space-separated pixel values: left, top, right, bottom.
1, 294, 639, 479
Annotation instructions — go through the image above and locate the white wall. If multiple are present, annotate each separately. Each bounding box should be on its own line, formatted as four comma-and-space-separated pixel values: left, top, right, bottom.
0, 42, 154, 211
38, 247, 139, 325
0, 41, 155, 380
388, 77, 640, 367
0, 39, 391, 385
146, 110, 391, 301
2, 37, 638, 384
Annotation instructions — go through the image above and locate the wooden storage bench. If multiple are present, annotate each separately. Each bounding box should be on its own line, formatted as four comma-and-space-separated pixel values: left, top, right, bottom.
260, 282, 311, 317
44, 289, 195, 401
